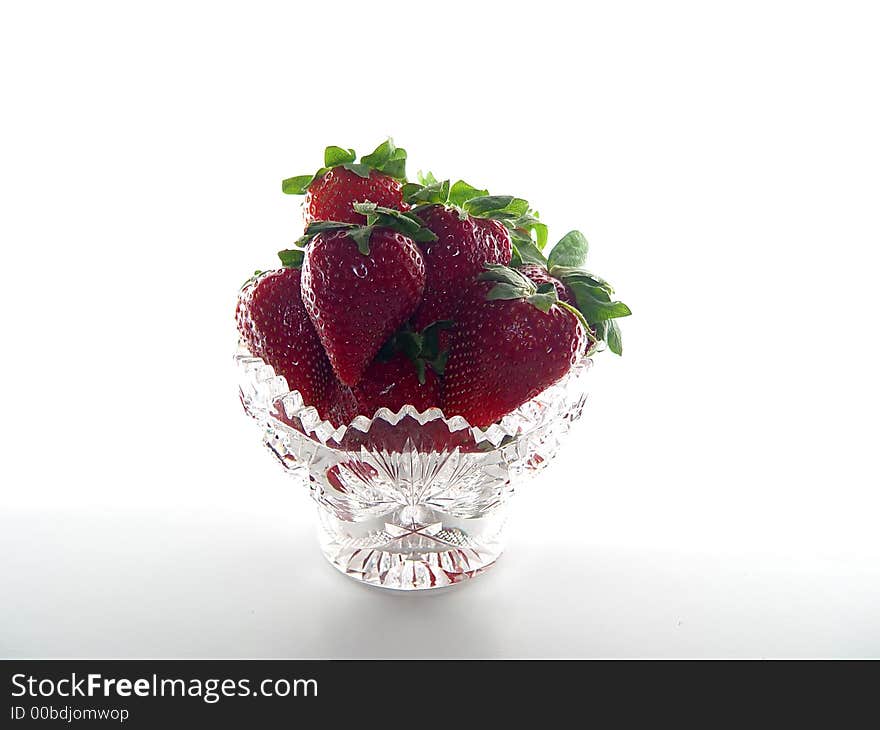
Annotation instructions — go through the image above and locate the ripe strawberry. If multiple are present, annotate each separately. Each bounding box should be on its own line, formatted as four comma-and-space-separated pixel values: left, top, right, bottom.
323, 379, 360, 428
442, 265, 587, 428
516, 264, 576, 305
282, 140, 409, 224
411, 205, 512, 332
236, 268, 333, 411
526, 229, 632, 355
318, 317, 448, 425
351, 352, 441, 416
300, 226, 426, 386
321, 357, 440, 429
305, 167, 407, 225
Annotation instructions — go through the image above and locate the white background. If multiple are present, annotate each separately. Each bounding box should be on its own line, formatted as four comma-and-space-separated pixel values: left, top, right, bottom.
2, 1, 879, 657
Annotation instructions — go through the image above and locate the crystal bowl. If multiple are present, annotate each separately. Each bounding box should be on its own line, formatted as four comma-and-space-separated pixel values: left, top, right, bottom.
235, 342, 592, 590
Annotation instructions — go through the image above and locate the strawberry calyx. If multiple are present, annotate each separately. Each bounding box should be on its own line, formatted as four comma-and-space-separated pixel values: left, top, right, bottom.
403, 172, 548, 265
377, 320, 454, 385
277, 249, 304, 269
279, 204, 436, 259
478, 263, 590, 333
515, 230, 631, 355
281, 139, 408, 195
240, 269, 266, 288
351, 202, 437, 244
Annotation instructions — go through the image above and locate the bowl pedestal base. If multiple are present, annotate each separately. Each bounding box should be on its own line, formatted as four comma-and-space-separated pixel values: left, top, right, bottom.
315, 503, 507, 590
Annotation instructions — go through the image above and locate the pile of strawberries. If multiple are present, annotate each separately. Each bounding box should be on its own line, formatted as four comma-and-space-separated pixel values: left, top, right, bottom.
236, 140, 630, 429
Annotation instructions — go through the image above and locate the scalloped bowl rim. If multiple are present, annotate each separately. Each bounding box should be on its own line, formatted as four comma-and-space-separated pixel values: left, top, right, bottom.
236, 341, 593, 447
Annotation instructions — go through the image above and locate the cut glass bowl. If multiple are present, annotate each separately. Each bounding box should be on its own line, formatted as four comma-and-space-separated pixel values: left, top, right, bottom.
235, 342, 592, 590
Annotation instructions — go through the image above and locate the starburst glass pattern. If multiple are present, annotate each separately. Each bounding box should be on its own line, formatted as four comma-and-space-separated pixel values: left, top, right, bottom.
236, 342, 592, 590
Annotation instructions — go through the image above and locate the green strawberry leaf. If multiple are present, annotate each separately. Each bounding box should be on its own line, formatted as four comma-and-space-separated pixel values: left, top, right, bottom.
532, 221, 549, 250
240, 269, 264, 289
464, 195, 530, 218
353, 200, 380, 225
509, 233, 547, 266
281, 174, 316, 195
299, 220, 354, 238
486, 282, 531, 301
283, 139, 407, 195
278, 249, 304, 268
548, 230, 589, 269
354, 201, 411, 230
414, 359, 427, 385
502, 198, 530, 217
396, 331, 423, 362
418, 170, 438, 185
359, 138, 407, 179
479, 263, 534, 289
401, 182, 421, 198
421, 320, 454, 362
556, 300, 589, 330
381, 147, 407, 179
410, 228, 439, 243
606, 319, 623, 355
403, 179, 451, 206
292, 219, 353, 248
567, 281, 632, 321
463, 195, 515, 216
379, 319, 454, 382
448, 180, 489, 208
293, 219, 376, 253
480, 264, 586, 318
509, 243, 523, 267
525, 282, 559, 313
324, 146, 356, 167
351, 202, 438, 243
550, 266, 615, 295
348, 226, 374, 255
340, 162, 372, 179
430, 350, 449, 377
361, 138, 395, 168
511, 214, 549, 250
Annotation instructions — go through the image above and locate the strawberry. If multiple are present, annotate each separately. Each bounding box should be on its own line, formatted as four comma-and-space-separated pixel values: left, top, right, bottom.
236, 265, 333, 411
317, 317, 448, 428
442, 265, 588, 428
304, 167, 407, 225
348, 318, 451, 416
516, 263, 576, 305
350, 352, 441, 416
295, 209, 433, 386
528, 230, 633, 356
410, 204, 512, 332
323, 379, 360, 427
322, 365, 442, 427
282, 140, 409, 225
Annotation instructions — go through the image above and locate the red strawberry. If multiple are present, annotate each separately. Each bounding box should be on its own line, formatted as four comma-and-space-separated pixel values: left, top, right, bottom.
236, 268, 333, 411
323, 379, 360, 427
282, 140, 409, 224
300, 226, 426, 386
411, 205, 512, 332
305, 167, 407, 225
442, 266, 587, 428
516, 264, 576, 305
320, 355, 440, 426
350, 352, 441, 416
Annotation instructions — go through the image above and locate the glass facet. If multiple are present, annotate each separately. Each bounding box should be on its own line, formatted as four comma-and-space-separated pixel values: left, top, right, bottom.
236, 343, 591, 590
